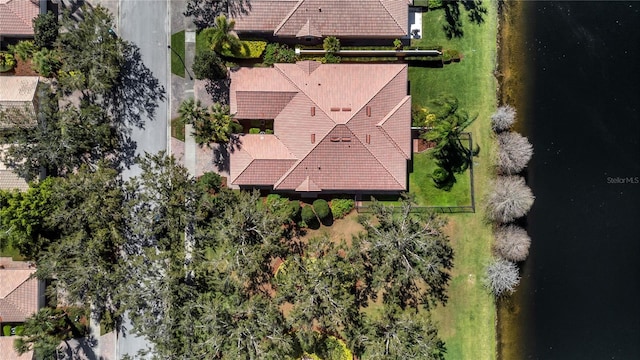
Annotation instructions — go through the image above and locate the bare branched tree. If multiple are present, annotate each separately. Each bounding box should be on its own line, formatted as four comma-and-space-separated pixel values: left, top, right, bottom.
486, 176, 535, 223
485, 258, 520, 297
491, 105, 517, 133
494, 225, 531, 262
497, 132, 533, 174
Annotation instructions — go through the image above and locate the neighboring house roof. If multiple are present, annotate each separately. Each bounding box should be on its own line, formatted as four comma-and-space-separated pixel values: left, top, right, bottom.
0, 76, 39, 129
0, 144, 28, 191
233, 0, 409, 38
0, 337, 33, 360
0, 0, 39, 36
229, 61, 411, 192
0, 258, 39, 323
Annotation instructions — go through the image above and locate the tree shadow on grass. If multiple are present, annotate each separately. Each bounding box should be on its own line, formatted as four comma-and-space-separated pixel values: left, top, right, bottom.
442, 0, 488, 39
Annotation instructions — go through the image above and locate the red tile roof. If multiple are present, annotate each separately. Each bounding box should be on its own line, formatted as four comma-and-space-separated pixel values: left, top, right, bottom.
233, 0, 408, 38
229, 62, 411, 192
0, 0, 39, 36
0, 258, 40, 323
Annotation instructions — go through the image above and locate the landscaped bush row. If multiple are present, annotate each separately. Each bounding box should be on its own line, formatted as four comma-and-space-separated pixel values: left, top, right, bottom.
2, 324, 24, 336
248, 128, 274, 134
263, 195, 355, 228
218, 40, 267, 59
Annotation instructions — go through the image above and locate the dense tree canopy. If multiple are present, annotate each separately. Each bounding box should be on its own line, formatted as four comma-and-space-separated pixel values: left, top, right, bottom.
178, 99, 241, 146
356, 200, 454, 310
184, 0, 251, 29
32, 11, 59, 49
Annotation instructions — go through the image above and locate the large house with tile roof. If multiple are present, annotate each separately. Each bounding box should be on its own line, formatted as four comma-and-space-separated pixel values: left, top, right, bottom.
0, 0, 44, 46
0, 76, 39, 191
229, 61, 411, 193
232, 0, 410, 39
0, 257, 45, 360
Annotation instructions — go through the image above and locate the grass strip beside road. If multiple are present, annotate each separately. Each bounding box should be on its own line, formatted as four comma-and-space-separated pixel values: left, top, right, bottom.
171, 30, 185, 78
409, 2, 499, 359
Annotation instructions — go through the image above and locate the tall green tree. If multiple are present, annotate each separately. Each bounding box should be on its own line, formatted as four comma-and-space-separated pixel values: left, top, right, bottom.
0, 88, 124, 179
14, 307, 89, 360
356, 199, 454, 310
32, 11, 59, 49
419, 95, 478, 189
363, 305, 446, 360
179, 99, 241, 147
192, 49, 227, 80
277, 236, 365, 337
56, 5, 125, 96
0, 178, 58, 260
211, 14, 241, 53
34, 164, 127, 329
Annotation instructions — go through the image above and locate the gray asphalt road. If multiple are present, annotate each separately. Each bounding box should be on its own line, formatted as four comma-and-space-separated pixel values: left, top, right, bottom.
117, 0, 170, 358
120, 0, 170, 180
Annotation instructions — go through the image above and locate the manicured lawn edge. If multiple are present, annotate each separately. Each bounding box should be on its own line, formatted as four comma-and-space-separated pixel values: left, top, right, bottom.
171, 30, 185, 78
408, 2, 499, 359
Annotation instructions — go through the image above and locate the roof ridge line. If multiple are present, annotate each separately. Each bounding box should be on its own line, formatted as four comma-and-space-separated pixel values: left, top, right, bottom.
376, 95, 411, 159
378, 0, 405, 34
273, 0, 304, 35
276, 125, 402, 190
274, 63, 337, 126
6, 0, 37, 30
345, 65, 406, 126
273, 123, 337, 189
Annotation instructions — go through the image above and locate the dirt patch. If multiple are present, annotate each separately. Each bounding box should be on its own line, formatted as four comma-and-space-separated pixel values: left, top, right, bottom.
299, 211, 365, 246
0, 59, 38, 77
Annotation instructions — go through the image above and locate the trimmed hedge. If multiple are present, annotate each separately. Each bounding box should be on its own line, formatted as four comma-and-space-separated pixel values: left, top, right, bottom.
301, 205, 316, 223
2, 324, 23, 336
220, 40, 267, 59
249, 128, 260, 134
263, 43, 297, 65
312, 199, 331, 220
330, 199, 354, 219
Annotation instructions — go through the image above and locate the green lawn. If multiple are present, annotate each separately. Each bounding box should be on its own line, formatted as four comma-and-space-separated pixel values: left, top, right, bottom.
408, 2, 499, 360
171, 30, 185, 78
410, 150, 471, 207
171, 117, 185, 141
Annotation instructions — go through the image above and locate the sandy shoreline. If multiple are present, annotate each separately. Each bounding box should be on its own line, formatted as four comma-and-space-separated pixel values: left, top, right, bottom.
495, 1, 529, 359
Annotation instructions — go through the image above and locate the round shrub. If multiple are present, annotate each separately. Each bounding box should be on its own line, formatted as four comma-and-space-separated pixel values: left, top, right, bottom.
198, 172, 223, 193
312, 199, 331, 220
330, 199, 354, 219
289, 200, 301, 220
301, 205, 317, 224
0, 52, 16, 72
491, 105, 517, 133
494, 225, 531, 262
32, 48, 61, 77
497, 132, 533, 175
485, 176, 535, 223
485, 258, 520, 297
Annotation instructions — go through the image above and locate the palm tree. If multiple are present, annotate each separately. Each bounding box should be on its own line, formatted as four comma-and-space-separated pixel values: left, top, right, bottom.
178, 98, 207, 126
208, 102, 241, 144
211, 14, 240, 53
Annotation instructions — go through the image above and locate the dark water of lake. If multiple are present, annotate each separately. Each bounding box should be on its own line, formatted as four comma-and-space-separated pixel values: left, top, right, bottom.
513, 1, 640, 359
